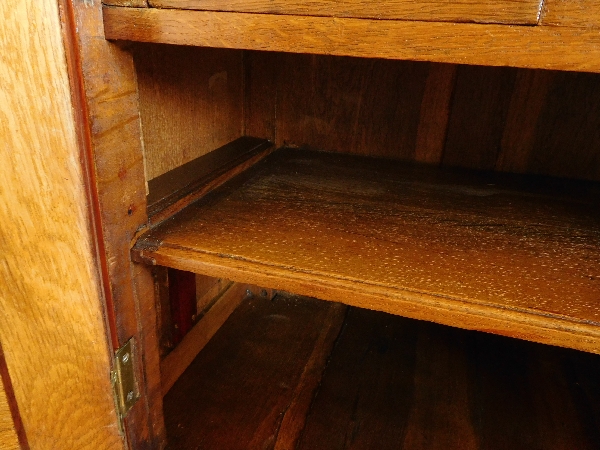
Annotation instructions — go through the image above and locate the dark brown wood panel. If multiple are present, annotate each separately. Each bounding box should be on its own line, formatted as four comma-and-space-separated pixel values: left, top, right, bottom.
134, 148, 600, 354
150, 0, 542, 25
163, 294, 346, 449
165, 296, 600, 449
272, 54, 430, 157
443, 65, 519, 170
133, 44, 245, 179
103, 7, 600, 73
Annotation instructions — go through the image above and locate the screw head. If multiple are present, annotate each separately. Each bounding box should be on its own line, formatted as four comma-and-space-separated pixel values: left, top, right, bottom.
126, 391, 134, 402
122, 353, 129, 364
246, 289, 252, 297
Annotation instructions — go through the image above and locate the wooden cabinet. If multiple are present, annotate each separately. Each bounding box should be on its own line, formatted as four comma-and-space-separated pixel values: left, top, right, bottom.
3, 0, 600, 448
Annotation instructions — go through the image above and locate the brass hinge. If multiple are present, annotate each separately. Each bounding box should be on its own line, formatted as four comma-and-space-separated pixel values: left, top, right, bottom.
112, 338, 140, 434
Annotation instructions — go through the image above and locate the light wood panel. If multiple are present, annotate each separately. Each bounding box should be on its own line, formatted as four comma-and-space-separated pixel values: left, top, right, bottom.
0, 385, 19, 450
150, 0, 542, 25
133, 44, 245, 179
542, 0, 600, 27
133, 149, 600, 354
0, 0, 124, 447
103, 7, 600, 73
67, 0, 166, 446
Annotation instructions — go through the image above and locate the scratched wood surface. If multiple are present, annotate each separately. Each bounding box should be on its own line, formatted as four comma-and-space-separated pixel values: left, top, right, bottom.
150, 0, 541, 25
165, 296, 600, 449
0, 0, 125, 447
103, 7, 600, 73
133, 44, 245, 179
134, 148, 600, 354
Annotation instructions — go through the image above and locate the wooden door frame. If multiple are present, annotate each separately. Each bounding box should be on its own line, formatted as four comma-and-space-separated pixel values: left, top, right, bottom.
60, 0, 166, 447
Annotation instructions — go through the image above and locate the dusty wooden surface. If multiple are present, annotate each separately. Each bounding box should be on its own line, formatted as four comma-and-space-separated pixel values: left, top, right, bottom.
165, 295, 600, 449
133, 44, 245, 179
244, 53, 600, 181
150, 0, 541, 25
135, 148, 600, 354
103, 7, 600, 73
0, 0, 125, 447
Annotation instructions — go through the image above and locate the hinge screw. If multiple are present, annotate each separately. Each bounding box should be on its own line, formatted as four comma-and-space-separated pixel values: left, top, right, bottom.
122, 353, 130, 364
126, 391, 134, 402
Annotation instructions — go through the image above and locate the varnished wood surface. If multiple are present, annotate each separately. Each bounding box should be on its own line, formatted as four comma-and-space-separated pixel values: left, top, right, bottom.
0, 0, 125, 447
150, 0, 541, 25
135, 148, 600, 354
103, 7, 600, 73
133, 44, 245, 179
165, 295, 600, 449
164, 294, 347, 449
542, 0, 600, 27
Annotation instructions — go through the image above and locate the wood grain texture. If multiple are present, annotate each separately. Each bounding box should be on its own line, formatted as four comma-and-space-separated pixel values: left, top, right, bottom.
160, 282, 247, 395
269, 53, 431, 157
443, 65, 519, 170
164, 296, 600, 449
134, 149, 600, 354
104, 0, 148, 6
243, 53, 600, 180
133, 44, 245, 179
163, 294, 347, 449
0, 373, 20, 450
414, 63, 457, 164
0, 0, 124, 447
103, 7, 600, 73
150, 0, 542, 25
542, 0, 600, 27
69, 0, 166, 446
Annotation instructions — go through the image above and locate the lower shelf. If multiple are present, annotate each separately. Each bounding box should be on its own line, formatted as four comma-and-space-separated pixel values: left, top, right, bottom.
134, 147, 600, 353
164, 293, 600, 449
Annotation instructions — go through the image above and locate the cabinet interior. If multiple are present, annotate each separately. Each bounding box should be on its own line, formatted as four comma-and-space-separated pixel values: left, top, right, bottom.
129, 44, 600, 448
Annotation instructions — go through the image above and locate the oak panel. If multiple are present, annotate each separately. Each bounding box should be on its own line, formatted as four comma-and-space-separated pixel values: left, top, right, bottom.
133, 44, 245, 179
542, 0, 600, 27
134, 149, 600, 354
0, 0, 124, 447
0, 384, 19, 450
103, 7, 600, 73
151, 0, 542, 25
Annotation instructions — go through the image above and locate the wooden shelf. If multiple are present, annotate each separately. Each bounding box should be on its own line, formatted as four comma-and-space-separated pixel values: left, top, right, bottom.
165, 293, 600, 449
103, 6, 600, 73
133, 148, 600, 354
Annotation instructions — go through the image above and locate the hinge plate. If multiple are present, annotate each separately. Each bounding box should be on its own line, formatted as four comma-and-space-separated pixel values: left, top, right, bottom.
112, 338, 139, 434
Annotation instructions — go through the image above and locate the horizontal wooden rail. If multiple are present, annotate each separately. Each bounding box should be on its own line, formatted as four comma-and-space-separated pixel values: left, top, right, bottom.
104, 6, 600, 73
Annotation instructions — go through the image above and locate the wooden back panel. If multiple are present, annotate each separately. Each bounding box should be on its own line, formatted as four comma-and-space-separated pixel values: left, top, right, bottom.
245, 51, 600, 181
